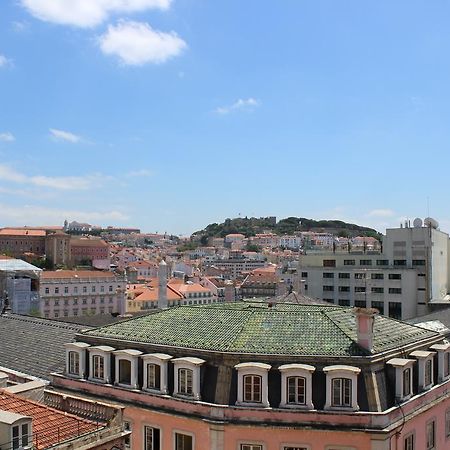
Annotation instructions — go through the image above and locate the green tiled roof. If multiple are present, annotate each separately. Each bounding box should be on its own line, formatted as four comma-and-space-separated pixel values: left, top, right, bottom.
83, 302, 438, 357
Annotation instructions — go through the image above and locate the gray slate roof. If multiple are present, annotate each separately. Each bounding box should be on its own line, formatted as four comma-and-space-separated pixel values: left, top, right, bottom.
0, 313, 90, 380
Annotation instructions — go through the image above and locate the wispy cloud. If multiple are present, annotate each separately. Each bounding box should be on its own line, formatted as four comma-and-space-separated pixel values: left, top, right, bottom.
126, 169, 152, 177
215, 98, 261, 115
0, 164, 108, 190
366, 209, 395, 218
49, 128, 82, 143
98, 20, 187, 66
21, 0, 172, 28
12, 21, 29, 32
0, 203, 129, 225
0, 132, 15, 142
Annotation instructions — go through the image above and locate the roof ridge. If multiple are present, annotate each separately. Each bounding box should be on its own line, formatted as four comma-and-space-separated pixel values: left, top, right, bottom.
223, 308, 255, 352
322, 309, 367, 353
2, 314, 86, 331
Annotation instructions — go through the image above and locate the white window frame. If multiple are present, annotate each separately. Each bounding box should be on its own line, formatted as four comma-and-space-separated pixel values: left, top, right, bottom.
430, 343, 450, 382
172, 357, 205, 400
235, 362, 271, 408
386, 358, 415, 402
404, 432, 415, 450
11, 419, 32, 450
426, 419, 436, 450
237, 441, 265, 450
281, 444, 311, 450
323, 365, 360, 411
279, 363, 315, 409
142, 353, 172, 394
173, 430, 195, 450
88, 345, 114, 384
113, 349, 142, 389
65, 342, 89, 378
143, 423, 162, 450
409, 350, 436, 391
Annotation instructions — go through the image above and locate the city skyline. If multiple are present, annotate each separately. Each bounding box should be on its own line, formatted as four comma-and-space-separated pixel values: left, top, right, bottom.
1, 0, 450, 234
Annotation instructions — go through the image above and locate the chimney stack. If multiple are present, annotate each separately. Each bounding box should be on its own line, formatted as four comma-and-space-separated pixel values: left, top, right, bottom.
354, 308, 378, 352
158, 259, 168, 309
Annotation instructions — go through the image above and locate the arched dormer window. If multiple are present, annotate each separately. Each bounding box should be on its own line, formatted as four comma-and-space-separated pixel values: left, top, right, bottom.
142, 353, 172, 394
235, 362, 271, 408
172, 357, 205, 400
88, 345, 114, 384
113, 349, 142, 389
323, 365, 360, 411
279, 363, 315, 409
65, 342, 90, 378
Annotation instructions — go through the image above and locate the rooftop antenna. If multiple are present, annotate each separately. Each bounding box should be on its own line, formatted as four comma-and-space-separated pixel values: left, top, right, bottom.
427, 196, 430, 218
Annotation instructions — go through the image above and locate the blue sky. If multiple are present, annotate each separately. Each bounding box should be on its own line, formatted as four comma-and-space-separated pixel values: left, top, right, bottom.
1, 0, 450, 235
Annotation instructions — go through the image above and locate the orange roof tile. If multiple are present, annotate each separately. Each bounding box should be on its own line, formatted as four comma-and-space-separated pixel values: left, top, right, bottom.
0, 391, 100, 450
0, 229, 46, 237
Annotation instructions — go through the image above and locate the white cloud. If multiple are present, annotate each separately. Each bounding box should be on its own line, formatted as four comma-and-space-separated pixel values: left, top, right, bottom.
0, 132, 15, 142
49, 128, 82, 143
215, 98, 261, 115
21, 0, 172, 28
366, 209, 395, 218
0, 203, 129, 224
98, 20, 187, 65
0, 164, 106, 190
0, 55, 11, 68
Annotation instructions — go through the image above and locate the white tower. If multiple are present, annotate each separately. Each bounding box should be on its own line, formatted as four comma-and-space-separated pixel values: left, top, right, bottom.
158, 259, 168, 309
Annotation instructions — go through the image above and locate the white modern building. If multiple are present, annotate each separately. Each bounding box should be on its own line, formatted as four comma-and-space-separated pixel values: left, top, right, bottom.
297, 218, 449, 320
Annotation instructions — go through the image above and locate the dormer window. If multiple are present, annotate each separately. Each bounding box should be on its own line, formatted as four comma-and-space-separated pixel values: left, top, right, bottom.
173, 357, 205, 400
69, 351, 80, 375
113, 349, 142, 389
410, 350, 436, 391
178, 368, 193, 395
235, 362, 271, 408
88, 345, 114, 384
244, 374, 261, 403
323, 365, 360, 411
142, 353, 172, 394
430, 342, 450, 382
11, 420, 32, 450
279, 363, 315, 409
93, 355, 105, 380
387, 358, 415, 402
332, 377, 352, 407
65, 342, 90, 378
403, 367, 411, 397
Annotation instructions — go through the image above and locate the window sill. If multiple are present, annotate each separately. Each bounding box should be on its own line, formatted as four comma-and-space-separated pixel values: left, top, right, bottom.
235, 401, 270, 408
324, 405, 359, 412
279, 402, 314, 410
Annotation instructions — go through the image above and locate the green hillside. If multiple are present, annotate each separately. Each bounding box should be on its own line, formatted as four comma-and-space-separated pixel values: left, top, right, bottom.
192, 216, 381, 241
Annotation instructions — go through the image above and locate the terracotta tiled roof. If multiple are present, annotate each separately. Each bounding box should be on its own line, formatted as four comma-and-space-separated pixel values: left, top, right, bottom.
0, 228, 46, 237
41, 270, 116, 279
134, 286, 183, 302
70, 238, 108, 248
0, 391, 100, 450
175, 283, 212, 294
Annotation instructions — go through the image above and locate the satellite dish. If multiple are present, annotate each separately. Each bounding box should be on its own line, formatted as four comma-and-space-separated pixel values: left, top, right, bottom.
413, 218, 423, 228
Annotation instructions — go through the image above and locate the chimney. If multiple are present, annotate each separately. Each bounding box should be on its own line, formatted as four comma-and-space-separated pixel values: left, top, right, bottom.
354, 308, 378, 352
158, 259, 168, 309
224, 280, 235, 302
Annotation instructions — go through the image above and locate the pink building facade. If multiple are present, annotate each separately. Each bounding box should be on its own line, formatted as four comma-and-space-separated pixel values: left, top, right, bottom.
52, 302, 450, 450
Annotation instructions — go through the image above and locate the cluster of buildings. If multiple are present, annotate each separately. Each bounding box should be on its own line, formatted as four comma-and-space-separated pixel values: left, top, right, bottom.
0, 227, 110, 269
2, 217, 450, 448
207, 231, 381, 252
